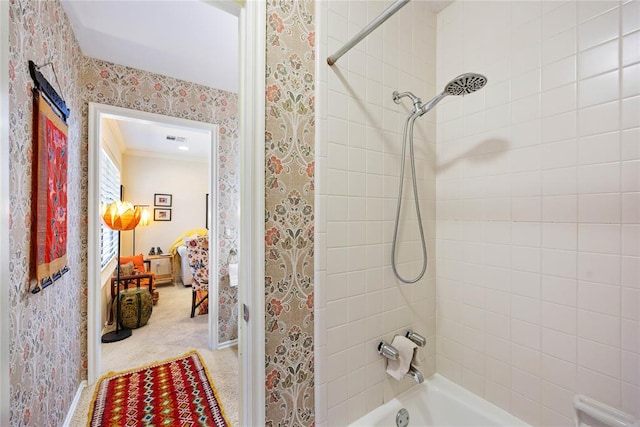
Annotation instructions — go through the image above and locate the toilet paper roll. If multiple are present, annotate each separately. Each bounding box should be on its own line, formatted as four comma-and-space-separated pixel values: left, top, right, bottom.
386, 335, 418, 380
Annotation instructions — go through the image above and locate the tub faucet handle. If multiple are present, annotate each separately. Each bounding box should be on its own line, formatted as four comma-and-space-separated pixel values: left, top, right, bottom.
378, 341, 399, 361
405, 330, 426, 347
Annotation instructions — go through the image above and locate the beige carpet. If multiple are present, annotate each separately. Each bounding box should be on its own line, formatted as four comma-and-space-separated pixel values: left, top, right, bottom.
70, 282, 239, 426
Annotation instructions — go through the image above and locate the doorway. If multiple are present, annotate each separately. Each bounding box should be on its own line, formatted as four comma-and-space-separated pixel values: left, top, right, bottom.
87, 102, 220, 359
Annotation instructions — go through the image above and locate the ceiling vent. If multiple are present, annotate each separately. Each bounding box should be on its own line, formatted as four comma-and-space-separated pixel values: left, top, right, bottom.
166, 135, 188, 143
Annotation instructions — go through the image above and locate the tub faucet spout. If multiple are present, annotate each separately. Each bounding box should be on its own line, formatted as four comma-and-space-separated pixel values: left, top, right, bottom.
407, 365, 423, 384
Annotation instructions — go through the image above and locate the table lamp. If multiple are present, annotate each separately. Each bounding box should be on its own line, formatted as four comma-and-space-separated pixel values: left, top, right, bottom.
132, 205, 151, 255
101, 200, 142, 343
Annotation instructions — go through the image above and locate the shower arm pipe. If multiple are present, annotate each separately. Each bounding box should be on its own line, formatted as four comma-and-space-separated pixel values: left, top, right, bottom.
327, 0, 410, 66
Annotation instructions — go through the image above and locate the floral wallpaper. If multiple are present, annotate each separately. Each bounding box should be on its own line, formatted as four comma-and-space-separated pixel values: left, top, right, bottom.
8, 1, 240, 424
8, 0, 316, 424
264, 0, 316, 425
80, 57, 240, 344
8, 0, 85, 425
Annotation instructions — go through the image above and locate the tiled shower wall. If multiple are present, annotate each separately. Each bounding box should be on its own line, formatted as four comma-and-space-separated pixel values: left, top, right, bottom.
435, 1, 640, 426
316, 1, 438, 425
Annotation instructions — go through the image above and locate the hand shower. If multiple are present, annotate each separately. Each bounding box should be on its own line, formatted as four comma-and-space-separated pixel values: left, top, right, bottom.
391, 73, 487, 284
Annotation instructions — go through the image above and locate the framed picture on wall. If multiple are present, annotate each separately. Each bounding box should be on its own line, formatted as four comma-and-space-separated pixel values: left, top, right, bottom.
154, 193, 172, 207
154, 208, 172, 221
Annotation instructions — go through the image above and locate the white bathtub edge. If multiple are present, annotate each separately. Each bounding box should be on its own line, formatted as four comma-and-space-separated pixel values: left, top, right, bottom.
349, 373, 531, 427
427, 374, 531, 426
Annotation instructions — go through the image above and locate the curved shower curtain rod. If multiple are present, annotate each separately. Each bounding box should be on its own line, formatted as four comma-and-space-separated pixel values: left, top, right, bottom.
327, 0, 410, 66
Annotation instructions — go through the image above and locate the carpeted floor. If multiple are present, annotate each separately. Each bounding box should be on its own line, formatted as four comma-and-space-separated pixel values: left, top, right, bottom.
70, 282, 239, 426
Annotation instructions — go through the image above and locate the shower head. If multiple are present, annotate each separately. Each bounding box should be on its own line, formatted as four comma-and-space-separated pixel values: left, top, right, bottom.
444, 73, 488, 96
417, 72, 488, 116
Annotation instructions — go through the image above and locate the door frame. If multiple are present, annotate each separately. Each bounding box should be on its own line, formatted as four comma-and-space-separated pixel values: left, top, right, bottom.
237, 1, 266, 425
0, 1, 10, 425
87, 103, 220, 382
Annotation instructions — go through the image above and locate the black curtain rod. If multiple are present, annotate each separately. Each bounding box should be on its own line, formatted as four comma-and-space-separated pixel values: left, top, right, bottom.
28, 60, 70, 123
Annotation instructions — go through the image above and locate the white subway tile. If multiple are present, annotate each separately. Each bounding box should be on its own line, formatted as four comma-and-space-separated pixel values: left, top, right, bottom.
578, 101, 620, 137
541, 139, 577, 169
543, 167, 577, 196
578, 193, 621, 223
622, 128, 640, 161
623, 64, 640, 99
577, 8, 619, 52
542, 302, 577, 334
622, 96, 640, 130
542, 248, 578, 278
541, 83, 577, 117
511, 270, 541, 299
541, 380, 576, 420
622, 319, 640, 353
543, 56, 577, 91
622, 351, 640, 386
622, 287, 640, 320
511, 343, 541, 376
578, 1, 618, 24
622, 383, 640, 419
579, 338, 621, 378
512, 318, 541, 350
578, 131, 620, 165
622, 224, 640, 256
578, 70, 620, 108
623, 193, 640, 224
512, 295, 541, 324
543, 28, 577, 66
485, 334, 510, 362
543, 223, 578, 250
578, 39, 619, 79
511, 222, 541, 247
511, 366, 542, 402
512, 68, 542, 101
623, 30, 640, 66
622, 256, 640, 289
623, 1, 640, 35
578, 162, 621, 194
542, 328, 577, 363
543, 195, 578, 222
578, 280, 621, 315
542, 110, 577, 143
542, 353, 577, 391
578, 309, 621, 347
543, 1, 577, 39
542, 275, 577, 306
511, 391, 542, 426
578, 223, 621, 254
577, 367, 621, 409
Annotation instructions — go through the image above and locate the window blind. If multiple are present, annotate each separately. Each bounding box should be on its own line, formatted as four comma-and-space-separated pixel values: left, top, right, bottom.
100, 149, 120, 270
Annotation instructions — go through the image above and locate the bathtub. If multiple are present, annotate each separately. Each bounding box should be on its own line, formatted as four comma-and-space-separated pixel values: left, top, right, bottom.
350, 374, 530, 427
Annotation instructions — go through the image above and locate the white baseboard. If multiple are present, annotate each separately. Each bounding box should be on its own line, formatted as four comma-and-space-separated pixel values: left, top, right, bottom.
217, 338, 238, 350
63, 380, 87, 427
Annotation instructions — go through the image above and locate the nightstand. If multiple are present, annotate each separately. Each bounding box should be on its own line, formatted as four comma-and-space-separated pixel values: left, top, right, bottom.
145, 254, 174, 285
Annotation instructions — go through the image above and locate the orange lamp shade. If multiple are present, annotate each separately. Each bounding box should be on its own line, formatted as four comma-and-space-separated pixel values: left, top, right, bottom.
102, 201, 142, 231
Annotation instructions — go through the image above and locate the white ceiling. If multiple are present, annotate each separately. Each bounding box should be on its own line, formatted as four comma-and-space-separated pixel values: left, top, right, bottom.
60, 0, 239, 94
61, 0, 237, 158
105, 116, 212, 162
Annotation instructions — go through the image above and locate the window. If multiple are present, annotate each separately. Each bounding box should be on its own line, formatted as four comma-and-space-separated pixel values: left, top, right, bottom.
100, 148, 120, 270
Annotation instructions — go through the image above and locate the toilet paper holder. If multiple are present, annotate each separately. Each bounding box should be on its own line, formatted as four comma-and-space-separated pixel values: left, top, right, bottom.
405, 330, 426, 347
378, 330, 426, 360
377, 341, 399, 360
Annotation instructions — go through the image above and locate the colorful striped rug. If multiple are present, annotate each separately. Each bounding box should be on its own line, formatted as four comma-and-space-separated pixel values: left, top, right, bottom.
88, 351, 229, 426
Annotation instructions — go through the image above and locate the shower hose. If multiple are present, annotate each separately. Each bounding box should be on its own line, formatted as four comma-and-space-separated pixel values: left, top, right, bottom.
391, 111, 428, 284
